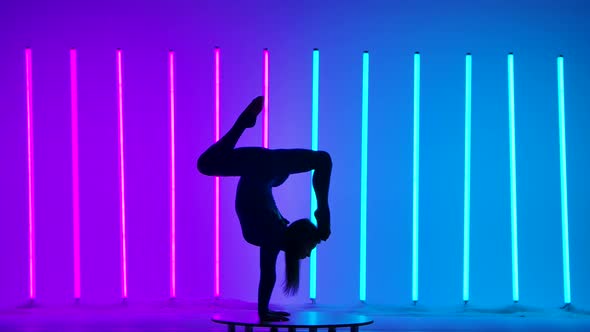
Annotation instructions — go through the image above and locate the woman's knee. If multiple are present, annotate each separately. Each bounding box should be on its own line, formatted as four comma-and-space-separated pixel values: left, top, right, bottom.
316, 151, 332, 171
197, 152, 216, 176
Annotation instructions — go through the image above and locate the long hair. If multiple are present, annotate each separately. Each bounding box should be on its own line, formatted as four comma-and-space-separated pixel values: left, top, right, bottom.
283, 249, 301, 296
283, 218, 320, 296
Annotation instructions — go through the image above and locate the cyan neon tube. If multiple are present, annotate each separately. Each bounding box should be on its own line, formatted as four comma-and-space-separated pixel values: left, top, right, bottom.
463, 53, 472, 303
412, 52, 421, 303
557, 55, 571, 304
360, 51, 369, 302
507, 53, 519, 303
310, 48, 319, 301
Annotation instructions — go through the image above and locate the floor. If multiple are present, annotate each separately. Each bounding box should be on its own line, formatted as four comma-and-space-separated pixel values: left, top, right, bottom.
0, 298, 589, 331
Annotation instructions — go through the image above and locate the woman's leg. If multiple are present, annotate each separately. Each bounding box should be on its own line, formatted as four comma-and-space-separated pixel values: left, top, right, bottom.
266, 149, 332, 207
196, 96, 332, 238
197, 95, 331, 181
265, 149, 332, 240
225, 147, 333, 239
244, 148, 332, 239
197, 97, 264, 176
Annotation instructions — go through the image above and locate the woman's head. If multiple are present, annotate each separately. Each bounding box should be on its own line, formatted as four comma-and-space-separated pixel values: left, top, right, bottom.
283, 218, 321, 295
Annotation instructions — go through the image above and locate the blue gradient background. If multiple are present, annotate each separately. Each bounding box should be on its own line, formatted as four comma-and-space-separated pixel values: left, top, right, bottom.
0, 0, 589, 309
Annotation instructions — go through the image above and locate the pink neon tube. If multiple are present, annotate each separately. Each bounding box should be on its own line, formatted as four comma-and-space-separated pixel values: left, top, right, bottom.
169, 50, 177, 298
25, 48, 36, 300
70, 48, 81, 300
263, 49, 269, 148
116, 49, 128, 299
214, 47, 220, 297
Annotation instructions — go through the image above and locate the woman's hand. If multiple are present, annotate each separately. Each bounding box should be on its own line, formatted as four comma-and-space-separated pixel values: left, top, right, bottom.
259, 310, 290, 322
269, 310, 290, 317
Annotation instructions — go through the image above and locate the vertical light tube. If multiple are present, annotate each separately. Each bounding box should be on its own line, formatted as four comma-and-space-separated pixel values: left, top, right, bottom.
507, 53, 519, 303
70, 48, 81, 300
557, 55, 571, 304
463, 53, 472, 303
360, 51, 369, 302
169, 50, 177, 299
263, 48, 269, 148
310, 48, 319, 301
214, 47, 221, 298
412, 52, 421, 303
25, 48, 36, 301
116, 49, 128, 299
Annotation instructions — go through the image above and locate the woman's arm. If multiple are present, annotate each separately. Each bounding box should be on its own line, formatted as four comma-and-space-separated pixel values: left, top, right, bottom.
258, 246, 286, 321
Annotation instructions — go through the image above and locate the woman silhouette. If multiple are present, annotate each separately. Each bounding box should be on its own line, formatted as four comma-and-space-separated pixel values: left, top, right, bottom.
197, 96, 332, 321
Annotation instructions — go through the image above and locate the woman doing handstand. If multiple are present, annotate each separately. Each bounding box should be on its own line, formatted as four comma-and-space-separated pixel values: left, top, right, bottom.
197, 96, 332, 321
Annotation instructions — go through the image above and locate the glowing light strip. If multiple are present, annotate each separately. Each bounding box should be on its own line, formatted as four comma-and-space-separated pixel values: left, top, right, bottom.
360, 51, 369, 302
169, 50, 177, 298
557, 55, 571, 304
116, 49, 128, 299
214, 47, 221, 297
412, 52, 421, 303
463, 53, 472, 303
263, 48, 269, 148
310, 48, 319, 300
25, 48, 36, 300
70, 48, 81, 300
507, 53, 519, 302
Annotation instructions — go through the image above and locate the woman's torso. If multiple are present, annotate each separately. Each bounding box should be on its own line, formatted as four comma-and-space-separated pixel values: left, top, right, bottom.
235, 175, 287, 248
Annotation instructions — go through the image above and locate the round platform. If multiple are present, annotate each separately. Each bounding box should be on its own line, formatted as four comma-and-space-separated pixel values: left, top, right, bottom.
212, 311, 373, 331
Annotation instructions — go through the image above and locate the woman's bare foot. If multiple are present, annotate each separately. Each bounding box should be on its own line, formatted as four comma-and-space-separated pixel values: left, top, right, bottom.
315, 208, 331, 241
237, 96, 264, 128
